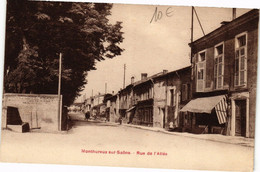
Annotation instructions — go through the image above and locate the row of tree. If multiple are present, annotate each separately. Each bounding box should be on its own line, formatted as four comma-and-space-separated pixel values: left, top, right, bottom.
4, 0, 124, 105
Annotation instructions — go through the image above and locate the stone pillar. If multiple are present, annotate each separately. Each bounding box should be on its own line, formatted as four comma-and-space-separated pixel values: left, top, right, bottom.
231, 98, 236, 136
1, 107, 7, 129
246, 98, 249, 138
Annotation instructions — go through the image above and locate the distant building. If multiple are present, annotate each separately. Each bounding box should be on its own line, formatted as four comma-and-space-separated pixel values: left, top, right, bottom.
118, 67, 191, 129
104, 93, 120, 122
83, 93, 113, 119
181, 9, 259, 138
84, 97, 93, 112
118, 83, 134, 122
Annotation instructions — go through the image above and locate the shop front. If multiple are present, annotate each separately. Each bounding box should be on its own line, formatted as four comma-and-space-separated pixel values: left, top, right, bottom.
180, 95, 228, 135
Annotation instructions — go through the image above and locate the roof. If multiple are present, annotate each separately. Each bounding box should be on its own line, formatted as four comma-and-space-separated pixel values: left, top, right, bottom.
104, 94, 118, 101
152, 66, 191, 80
133, 66, 191, 88
189, 9, 259, 47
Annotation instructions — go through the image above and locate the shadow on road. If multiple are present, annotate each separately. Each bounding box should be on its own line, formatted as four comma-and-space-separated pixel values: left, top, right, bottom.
70, 119, 120, 128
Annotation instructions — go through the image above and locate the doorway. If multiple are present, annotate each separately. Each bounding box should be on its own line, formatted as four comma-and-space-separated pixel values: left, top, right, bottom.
235, 100, 246, 137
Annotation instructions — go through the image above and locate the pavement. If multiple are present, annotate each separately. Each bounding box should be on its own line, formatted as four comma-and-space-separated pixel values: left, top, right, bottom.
68, 113, 255, 148
116, 122, 254, 148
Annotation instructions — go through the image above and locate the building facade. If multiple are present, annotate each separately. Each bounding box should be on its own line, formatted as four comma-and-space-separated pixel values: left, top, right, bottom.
181, 9, 259, 138
132, 77, 154, 126
105, 94, 120, 122
122, 68, 191, 129
152, 67, 191, 130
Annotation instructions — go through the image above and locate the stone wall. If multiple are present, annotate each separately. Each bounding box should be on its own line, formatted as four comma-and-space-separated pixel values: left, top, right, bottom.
2, 93, 62, 132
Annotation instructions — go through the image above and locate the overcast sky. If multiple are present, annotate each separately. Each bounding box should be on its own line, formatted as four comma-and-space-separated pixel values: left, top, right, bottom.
76, 4, 250, 101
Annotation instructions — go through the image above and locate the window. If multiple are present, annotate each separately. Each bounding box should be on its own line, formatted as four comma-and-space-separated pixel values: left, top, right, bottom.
196, 51, 206, 92
214, 43, 224, 89
235, 33, 247, 86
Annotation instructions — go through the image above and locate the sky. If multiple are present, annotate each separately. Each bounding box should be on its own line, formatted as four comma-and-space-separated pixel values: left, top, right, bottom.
77, 4, 250, 101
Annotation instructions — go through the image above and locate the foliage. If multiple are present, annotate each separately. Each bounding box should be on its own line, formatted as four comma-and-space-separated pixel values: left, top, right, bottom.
4, 0, 124, 105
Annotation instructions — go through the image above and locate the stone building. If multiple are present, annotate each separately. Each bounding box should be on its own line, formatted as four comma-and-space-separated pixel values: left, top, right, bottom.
181, 9, 259, 138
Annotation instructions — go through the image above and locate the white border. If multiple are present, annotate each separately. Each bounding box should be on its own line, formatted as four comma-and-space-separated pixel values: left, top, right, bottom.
0, 1, 259, 172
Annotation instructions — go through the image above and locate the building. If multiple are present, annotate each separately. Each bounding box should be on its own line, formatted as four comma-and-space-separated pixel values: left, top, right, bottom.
152, 67, 191, 130
131, 73, 154, 126
104, 93, 120, 122
84, 97, 93, 112
181, 9, 259, 138
118, 81, 135, 123
126, 67, 191, 129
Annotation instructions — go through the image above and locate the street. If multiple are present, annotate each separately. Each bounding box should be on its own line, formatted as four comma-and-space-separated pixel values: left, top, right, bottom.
0, 113, 254, 172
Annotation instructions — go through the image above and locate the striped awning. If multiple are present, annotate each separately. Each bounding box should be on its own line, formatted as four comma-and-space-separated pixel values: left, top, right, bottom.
180, 95, 228, 124
214, 96, 228, 124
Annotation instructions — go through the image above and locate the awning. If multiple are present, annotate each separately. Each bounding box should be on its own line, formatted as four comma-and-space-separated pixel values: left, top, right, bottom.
126, 106, 136, 112
180, 95, 228, 124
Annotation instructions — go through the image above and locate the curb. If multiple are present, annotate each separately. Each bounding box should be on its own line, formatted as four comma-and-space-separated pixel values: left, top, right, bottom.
120, 123, 254, 148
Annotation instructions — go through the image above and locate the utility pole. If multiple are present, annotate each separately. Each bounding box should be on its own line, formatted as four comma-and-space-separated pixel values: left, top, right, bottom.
190, 7, 194, 81
191, 6, 194, 44
58, 53, 62, 131
105, 83, 107, 94
123, 64, 126, 88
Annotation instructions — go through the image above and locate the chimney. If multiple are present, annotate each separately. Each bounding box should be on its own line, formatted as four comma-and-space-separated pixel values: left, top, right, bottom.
232, 8, 236, 20
163, 70, 168, 74
131, 76, 135, 84
141, 73, 148, 80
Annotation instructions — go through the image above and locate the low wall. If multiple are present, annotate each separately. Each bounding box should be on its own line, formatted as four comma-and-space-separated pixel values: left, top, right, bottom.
2, 93, 62, 132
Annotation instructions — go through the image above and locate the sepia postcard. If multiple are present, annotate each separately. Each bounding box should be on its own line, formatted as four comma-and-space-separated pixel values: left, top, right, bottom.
0, 0, 259, 172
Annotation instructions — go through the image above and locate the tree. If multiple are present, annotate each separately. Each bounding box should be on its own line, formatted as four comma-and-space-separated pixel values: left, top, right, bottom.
4, 0, 124, 105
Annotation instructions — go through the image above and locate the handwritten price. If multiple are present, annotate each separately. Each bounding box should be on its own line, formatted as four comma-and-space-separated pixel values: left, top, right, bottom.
150, 7, 174, 23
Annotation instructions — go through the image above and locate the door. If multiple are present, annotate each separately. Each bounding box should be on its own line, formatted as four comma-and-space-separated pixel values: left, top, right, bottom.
162, 108, 165, 128
235, 100, 246, 136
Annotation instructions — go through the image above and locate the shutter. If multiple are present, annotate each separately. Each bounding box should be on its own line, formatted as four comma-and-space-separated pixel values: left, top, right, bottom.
197, 62, 205, 92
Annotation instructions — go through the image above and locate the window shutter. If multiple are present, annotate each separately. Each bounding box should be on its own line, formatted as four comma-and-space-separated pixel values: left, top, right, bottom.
197, 62, 205, 92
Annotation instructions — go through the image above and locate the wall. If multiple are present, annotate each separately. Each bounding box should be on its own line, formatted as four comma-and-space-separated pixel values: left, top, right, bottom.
166, 69, 191, 129
247, 27, 258, 138
2, 93, 62, 132
153, 68, 191, 129
153, 78, 166, 128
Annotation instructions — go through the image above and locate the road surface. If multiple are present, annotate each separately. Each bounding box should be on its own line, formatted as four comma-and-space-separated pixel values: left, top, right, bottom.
0, 113, 254, 171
